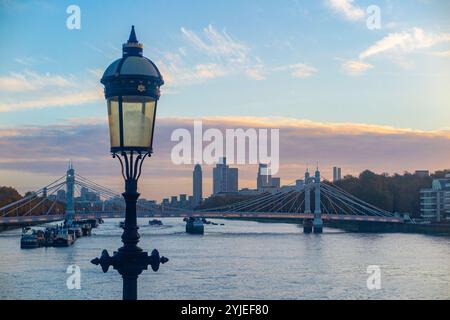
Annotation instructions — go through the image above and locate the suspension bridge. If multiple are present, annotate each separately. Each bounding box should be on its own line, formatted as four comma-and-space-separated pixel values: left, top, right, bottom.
163, 167, 411, 233
0, 165, 412, 233
0, 164, 158, 229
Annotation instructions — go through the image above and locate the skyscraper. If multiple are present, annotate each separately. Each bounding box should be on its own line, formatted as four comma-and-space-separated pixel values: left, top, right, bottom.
213, 157, 238, 194
257, 163, 269, 191
227, 168, 238, 192
333, 166, 342, 182
193, 164, 203, 207
257, 163, 280, 192
269, 177, 281, 189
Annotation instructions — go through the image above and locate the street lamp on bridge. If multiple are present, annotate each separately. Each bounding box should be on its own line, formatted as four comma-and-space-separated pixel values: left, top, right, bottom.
91, 25, 168, 300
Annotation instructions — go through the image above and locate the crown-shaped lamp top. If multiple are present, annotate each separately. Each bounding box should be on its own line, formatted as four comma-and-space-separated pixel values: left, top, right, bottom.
122, 25, 143, 57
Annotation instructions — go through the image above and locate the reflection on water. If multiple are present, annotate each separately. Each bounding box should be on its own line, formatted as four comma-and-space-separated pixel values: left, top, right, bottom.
0, 218, 449, 300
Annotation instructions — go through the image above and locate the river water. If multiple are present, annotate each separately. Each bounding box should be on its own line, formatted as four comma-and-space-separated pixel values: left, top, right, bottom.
0, 218, 449, 300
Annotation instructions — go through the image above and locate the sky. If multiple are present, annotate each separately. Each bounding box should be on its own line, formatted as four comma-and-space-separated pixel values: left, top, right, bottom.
0, 0, 449, 200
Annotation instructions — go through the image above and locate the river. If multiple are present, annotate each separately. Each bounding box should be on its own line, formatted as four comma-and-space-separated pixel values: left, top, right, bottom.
0, 218, 449, 300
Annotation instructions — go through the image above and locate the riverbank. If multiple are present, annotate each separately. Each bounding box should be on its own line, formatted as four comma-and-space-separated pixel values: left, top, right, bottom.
221, 217, 450, 236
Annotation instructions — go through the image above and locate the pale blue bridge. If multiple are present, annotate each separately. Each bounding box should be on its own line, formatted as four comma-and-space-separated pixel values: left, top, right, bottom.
0, 166, 411, 232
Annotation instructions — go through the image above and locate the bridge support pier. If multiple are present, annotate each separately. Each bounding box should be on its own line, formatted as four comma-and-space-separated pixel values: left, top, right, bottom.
313, 218, 323, 234
313, 166, 323, 234
303, 219, 313, 234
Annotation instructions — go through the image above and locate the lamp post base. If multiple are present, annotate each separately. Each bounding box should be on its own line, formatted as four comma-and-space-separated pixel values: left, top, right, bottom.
91, 152, 168, 300
91, 247, 168, 300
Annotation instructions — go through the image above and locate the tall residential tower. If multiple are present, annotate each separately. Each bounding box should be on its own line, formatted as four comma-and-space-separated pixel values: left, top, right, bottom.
213, 157, 238, 194
193, 164, 203, 207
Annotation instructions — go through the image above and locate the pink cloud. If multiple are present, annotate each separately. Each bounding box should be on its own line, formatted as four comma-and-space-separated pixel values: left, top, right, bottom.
0, 116, 449, 201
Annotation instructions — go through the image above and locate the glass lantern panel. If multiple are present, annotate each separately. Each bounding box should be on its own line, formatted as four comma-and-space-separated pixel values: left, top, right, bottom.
107, 97, 121, 149
122, 96, 156, 149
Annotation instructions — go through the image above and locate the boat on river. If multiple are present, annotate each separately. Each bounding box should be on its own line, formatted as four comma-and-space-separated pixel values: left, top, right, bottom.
185, 217, 204, 235
20, 227, 45, 249
149, 219, 163, 226
53, 228, 75, 247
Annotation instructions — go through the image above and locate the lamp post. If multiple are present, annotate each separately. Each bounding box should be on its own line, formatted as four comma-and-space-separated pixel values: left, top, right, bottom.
91, 25, 168, 300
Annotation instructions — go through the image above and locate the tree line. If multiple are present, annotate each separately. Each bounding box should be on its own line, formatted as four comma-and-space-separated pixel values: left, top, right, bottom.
332, 170, 450, 218
0, 186, 65, 217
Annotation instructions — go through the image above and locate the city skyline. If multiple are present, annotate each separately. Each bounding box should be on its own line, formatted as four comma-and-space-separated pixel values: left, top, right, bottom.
1, 116, 449, 201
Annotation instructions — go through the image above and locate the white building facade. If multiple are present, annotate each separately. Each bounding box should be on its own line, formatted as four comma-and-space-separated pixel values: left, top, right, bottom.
420, 174, 450, 222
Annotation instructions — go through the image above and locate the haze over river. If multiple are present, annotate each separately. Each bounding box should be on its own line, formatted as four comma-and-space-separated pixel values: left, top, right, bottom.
0, 218, 449, 300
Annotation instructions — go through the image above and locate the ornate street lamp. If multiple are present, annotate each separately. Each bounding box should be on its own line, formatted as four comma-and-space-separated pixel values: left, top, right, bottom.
91, 26, 168, 300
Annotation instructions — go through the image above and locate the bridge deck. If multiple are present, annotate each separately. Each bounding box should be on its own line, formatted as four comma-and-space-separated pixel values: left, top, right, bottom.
162, 211, 405, 223
0, 212, 151, 226
0, 211, 404, 227
0, 215, 64, 226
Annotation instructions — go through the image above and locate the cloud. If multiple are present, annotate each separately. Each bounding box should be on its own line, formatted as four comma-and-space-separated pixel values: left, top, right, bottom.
158, 54, 228, 87
160, 25, 258, 84
160, 25, 314, 87
245, 67, 266, 81
340, 28, 450, 75
181, 25, 249, 64
0, 89, 103, 112
430, 50, 450, 57
326, 0, 365, 21
270, 63, 318, 79
1, 116, 449, 200
87, 68, 104, 78
192, 63, 227, 80
0, 70, 73, 92
0, 70, 103, 112
359, 28, 450, 60
14, 57, 35, 66
341, 60, 373, 76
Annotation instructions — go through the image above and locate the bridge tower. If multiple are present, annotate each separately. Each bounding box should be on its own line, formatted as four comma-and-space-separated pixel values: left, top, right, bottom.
65, 163, 75, 225
304, 169, 311, 214
313, 165, 323, 233
303, 168, 313, 233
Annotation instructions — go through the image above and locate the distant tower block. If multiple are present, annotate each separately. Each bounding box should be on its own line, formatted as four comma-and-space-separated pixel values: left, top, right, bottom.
193, 164, 203, 207
313, 165, 323, 234
333, 166, 342, 182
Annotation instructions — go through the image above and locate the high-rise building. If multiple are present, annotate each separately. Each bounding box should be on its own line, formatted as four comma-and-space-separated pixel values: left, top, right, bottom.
227, 168, 238, 192
193, 164, 203, 207
57, 189, 66, 202
213, 157, 238, 194
269, 177, 281, 189
420, 174, 450, 222
257, 163, 269, 191
333, 167, 342, 182
179, 194, 188, 208
257, 163, 280, 192
79, 187, 100, 202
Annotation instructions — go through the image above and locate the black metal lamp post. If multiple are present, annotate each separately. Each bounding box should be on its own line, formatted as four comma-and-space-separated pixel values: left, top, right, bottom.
91, 26, 168, 300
